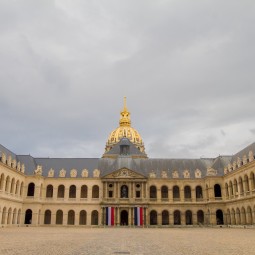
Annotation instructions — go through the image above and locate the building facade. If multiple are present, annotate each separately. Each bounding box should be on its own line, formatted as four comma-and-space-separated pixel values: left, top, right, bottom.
0, 99, 255, 227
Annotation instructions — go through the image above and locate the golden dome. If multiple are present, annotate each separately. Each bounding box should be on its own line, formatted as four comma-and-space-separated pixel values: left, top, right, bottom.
105, 97, 145, 153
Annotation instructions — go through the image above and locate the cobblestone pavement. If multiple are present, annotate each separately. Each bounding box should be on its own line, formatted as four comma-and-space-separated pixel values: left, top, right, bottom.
0, 227, 255, 255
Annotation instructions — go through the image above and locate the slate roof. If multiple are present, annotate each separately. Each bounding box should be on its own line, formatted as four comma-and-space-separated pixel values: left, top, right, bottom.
0, 141, 254, 179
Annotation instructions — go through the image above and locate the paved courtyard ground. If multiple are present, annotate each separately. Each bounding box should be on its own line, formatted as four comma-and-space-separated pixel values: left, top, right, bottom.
0, 227, 255, 255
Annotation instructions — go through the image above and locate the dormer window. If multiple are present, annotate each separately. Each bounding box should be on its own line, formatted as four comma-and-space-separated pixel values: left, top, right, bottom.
120, 145, 130, 155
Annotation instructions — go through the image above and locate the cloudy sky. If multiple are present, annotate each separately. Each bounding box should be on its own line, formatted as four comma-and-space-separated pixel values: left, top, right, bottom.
0, 0, 255, 159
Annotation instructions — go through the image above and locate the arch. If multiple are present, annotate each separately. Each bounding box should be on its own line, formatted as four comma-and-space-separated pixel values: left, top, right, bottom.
12, 208, 17, 224
46, 185, 53, 198
195, 186, 203, 199
244, 174, 250, 192
231, 208, 236, 225
91, 210, 99, 225
247, 206, 253, 225
7, 208, 12, 224
225, 183, 229, 198
15, 180, 20, 195
80, 185, 88, 198
184, 186, 191, 199
250, 172, 255, 190
226, 209, 231, 225
92, 185, 99, 198
229, 181, 233, 196
68, 210, 75, 225
5, 176, 10, 192
197, 210, 204, 224
150, 210, 157, 225
173, 185, 180, 200
0, 173, 4, 190
174, 210, 181, 225
214, 184, 222, 198
24, 209, 32, 224
216, 209, 224, 225
149, 186, 157, 199
17, 209, 21, 224
162, 210, 169, 225
241, 207, 246, 225
20, 182, 24, 196
1, 207, 7, 224
57, 185, 65, 198
79, 210, 87, 225
120, 210, 128, 225
236, 208, 241, 224
44, 210, 51, 224
161, 186, 168, 199
185, 210, 192, 225
56, 210, 63, 225
69, 185, 76, 198
238, 177, 244, 194
233, 179, 238, 194
10, 178, 15, 194
27, 182, 35, 196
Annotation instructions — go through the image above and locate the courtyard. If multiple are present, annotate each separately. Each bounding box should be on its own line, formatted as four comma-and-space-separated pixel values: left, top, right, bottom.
0, 227, 254, 255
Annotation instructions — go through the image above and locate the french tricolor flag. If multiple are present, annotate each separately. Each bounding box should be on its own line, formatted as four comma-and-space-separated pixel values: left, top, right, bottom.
134, 207, 143, 226
106, 207, 115, 226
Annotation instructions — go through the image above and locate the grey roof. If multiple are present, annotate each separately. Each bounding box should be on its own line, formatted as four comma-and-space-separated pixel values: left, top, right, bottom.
1, 141, 254, 178
230, 142, 255, 163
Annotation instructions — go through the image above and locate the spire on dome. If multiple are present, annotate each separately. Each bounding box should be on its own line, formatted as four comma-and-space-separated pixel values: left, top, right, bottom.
119, 97, 131, 127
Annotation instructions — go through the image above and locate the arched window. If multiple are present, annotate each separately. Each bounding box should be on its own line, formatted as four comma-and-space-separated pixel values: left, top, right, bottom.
150, 210, 157, 225
15, 180, 20, 195
225, 183, 229, 198
233, 179, 238, 194
79, 210, 87, 225
162, 210, 169, 225
68, 210, 75, 225
27, 183, 35, 196
24, 209, 32, 224
10, 178, 15, 194
161, 186, 168, 199
92, 185, 99, 198
214, 184, 222, 198
69, 185, 76, 198
149, 186, 157, 199
185, 210, 192, 225
173, 186, 180, 200
17, 209, 21, 224
236, 208, 241, 224
20, 182, 24, 196
241, 207, 246, 225
196, 186, 203, 199
56, 210, 63, 225
44, 210, 51, 224
226, 209, 231, 225
250, 172, 255, 190
12, 208, 17, 224
57, 185, 65, 198
81, 185, 88, 198
197, 210, 204, 224
229, 181, 233, 196
247, 206, 253, 225
0, 173, 5, 190
184, 186, 191, 200
231, 209, 236, 225
244, 175, 250, 192
5, 176, 10, 192
238, 177, 244, 194
174, 210, 181, 225
46, 185, 53, 198
91, 210, 98, 225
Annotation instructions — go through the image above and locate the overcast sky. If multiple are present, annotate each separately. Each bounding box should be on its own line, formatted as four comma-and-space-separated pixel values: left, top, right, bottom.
0, 0, 255, 159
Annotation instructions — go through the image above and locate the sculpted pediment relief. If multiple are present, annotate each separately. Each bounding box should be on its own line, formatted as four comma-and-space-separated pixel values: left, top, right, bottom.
103, 168, 146, 179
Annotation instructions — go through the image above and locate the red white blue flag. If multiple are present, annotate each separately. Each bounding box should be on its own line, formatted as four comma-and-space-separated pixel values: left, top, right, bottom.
134, 207, 143, 226
106, 207, 115, 226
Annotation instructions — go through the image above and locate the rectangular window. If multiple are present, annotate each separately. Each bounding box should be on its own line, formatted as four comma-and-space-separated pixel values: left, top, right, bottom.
136, 191, 140, 198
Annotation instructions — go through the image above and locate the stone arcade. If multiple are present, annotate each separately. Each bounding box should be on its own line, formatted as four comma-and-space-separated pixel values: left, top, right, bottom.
0, 99, 255, 227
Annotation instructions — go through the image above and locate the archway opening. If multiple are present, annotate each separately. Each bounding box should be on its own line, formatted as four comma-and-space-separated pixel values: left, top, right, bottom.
216, 209, 224, 225
120, 210, 128, 225
25, 209, 32, 224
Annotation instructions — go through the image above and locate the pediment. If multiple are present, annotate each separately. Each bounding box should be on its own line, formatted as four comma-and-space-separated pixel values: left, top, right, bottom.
103, 168, 146, 179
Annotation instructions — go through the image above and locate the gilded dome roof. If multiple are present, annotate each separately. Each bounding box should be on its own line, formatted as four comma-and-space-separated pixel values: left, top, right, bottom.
105, 98, 145, 153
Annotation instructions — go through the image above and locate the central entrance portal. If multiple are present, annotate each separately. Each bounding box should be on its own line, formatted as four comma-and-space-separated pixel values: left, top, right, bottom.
120, 210, 128, 226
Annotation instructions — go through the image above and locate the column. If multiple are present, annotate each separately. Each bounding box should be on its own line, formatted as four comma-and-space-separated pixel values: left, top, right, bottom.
191, 188, 195, 202
76, 187, 81, 200
51, 211, 56, 226
116, 207, 120, 226
157, 188, 161, 201
169, 212, 173, 225
64, 187, 69, 201
146, 208, 149, 226
193, 212, 197, 225
181, 212, 185, 225
128, 207, 131, 226
101, 207, 104, 225
158, 212, 162, 225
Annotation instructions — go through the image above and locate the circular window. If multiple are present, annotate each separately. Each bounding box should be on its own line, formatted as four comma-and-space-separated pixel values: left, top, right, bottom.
109, 184, 113, 188
136, 184, 140, 188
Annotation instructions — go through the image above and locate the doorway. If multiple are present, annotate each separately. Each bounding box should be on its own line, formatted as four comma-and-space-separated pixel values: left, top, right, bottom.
120, 210, 128, 225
